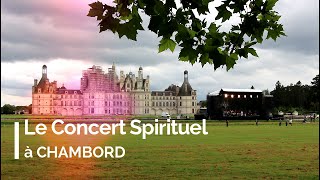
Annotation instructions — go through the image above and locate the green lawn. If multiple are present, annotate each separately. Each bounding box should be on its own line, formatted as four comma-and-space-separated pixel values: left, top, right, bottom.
1, 120, 319, 179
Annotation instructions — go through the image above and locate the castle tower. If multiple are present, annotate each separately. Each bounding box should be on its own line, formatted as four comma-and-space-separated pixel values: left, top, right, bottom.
183, 70, 188, 83
138, 66, 143, 79
42, 65, 47, 79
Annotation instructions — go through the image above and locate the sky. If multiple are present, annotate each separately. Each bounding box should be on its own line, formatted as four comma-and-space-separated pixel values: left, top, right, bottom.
1, 0, 319, 106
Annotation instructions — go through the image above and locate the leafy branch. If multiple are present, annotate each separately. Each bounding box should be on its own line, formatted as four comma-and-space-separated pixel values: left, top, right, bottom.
87, 0, 286, 70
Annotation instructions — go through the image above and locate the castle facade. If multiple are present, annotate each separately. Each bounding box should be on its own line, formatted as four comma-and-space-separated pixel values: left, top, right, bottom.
32, 64, 198, 116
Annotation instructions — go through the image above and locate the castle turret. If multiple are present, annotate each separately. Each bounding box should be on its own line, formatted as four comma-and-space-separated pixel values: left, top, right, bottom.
138, 66, 143, 79
178, 70, 193, 96
42, 65, 47, 79
183, 70, 188, 83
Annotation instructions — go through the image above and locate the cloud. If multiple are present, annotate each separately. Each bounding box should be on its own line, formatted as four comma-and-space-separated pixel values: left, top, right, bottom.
1, 0, 319, 106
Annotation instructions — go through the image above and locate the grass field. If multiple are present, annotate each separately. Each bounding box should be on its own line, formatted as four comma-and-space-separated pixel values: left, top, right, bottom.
1, 119, 319, 179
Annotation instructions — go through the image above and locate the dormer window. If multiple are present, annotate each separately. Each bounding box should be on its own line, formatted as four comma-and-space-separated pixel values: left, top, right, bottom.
38, 88, 41, 93
74, 91, 77, 94
65, 91, 68, 94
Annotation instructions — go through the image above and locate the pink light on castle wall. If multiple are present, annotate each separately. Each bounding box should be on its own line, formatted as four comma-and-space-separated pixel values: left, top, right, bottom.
32, 63, 149, 118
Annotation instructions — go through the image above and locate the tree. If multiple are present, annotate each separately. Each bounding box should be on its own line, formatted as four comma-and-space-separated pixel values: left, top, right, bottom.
262, 89, 270, 95
310, 74, 319, 112
1, 104, 16, 114
311, 75, 319, 99
87, 0, 285, 70
200, 100, 207, 107
270, 76, 319, 113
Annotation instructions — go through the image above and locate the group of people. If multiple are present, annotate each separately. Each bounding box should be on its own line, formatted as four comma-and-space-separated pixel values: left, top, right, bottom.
225, 119, 260, 127
279, 119, 293, 126
224, 119, 295, 127
223, 110, 258, 117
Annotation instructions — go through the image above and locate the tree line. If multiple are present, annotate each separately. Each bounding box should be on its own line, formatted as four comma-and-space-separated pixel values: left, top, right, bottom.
270, 74, 319, 113
1, 104, 32, 114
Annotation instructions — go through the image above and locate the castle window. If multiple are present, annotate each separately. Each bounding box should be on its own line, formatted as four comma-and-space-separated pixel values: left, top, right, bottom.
91, 108, 94, 114
180, 97, 181, 100
79, 101, 81, 106
65, 91, 68, 94
38, 89, 41, 93
173, 102, 175, 106
192, 102, 194, 106
192, 96, 194, 100
180, 102, 182, 106
166, 102, 169, 106
61, 101, 63, 106
74, 91, 77, 94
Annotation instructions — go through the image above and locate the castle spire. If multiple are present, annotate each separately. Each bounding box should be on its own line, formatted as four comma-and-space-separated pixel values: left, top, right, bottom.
42, 65, 47, 79
183, 70, 188, 83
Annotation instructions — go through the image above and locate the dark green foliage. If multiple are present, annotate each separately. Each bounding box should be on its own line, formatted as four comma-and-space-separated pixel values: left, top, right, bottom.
270, 74, 320, 113
1, 104, 16, 114
87, 0, 285, 70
